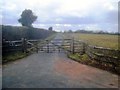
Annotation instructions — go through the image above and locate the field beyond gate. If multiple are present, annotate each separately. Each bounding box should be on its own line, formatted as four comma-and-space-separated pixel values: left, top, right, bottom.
62, 33, 120, 74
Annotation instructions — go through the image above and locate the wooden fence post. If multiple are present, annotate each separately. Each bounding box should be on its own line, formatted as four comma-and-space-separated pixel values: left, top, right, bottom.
35, 41, 39, 53
46, 40, 49, 53
82, 42, 86, 54
71, 37, 74, 54
22, 38, 27, 53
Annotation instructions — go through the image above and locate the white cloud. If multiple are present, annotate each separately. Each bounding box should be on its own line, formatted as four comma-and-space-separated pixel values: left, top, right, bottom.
84, 25, 101, 31
1, 0, 119, 32
55, 24, 61, 26
104, 2, 116, 11
2, 0, 118, 17
31, 23, 118, 32
1, 2, 16, 11
55, 18, 63, 22
63, 24, 72, 27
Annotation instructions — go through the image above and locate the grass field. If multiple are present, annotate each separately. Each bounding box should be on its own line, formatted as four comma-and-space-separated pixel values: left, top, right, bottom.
63, 33, 119, 50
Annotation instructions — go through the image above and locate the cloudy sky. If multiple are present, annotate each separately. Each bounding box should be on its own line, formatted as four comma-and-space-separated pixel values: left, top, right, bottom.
1, 0, 119, 32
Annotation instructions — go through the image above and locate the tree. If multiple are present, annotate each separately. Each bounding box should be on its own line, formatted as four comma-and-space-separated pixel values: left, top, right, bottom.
18, 9, 37, 27
68, 30, 73, 33
48, 27, 53, 31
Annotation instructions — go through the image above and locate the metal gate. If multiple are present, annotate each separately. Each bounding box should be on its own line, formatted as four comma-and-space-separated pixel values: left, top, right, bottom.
37, 39, 71, 53
36, 38, 85, 54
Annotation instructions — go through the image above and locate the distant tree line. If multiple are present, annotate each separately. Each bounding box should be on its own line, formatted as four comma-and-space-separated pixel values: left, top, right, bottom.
65, 29, 120, 35
2, 25, 56, 41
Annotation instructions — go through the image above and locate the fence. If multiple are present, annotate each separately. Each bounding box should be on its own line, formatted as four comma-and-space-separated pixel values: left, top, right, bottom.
86, 45, 119, 68
2, 37, 54, 54
65, 38, 119, 70
62, 38, 86, 54
2, 37, 120, 69
2, 38, 37, 54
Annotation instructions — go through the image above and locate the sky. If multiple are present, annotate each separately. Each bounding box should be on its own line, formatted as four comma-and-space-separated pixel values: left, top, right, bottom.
1, 0, 119, 32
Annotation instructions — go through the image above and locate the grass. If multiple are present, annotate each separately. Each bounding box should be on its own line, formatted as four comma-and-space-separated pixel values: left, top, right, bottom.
68, 53, 91, 64
63, 33, 119, 50
2, 52, 29, 64
68, 53, 119, 75
63, 33, 119, 74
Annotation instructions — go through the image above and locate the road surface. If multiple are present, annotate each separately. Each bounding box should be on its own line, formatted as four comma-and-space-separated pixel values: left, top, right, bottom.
2, 34, 118, 88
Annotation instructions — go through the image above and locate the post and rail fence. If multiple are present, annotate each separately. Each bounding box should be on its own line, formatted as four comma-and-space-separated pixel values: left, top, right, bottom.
2, 38, 54, 54
2, 38, 38, 54
63, 37, 120, 72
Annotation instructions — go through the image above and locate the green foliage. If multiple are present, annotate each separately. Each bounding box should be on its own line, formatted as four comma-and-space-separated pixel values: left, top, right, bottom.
18, 9, 37, 27
2, 25, 56, 41
68, 53, 119, 75
69, 53, 80, 60
3, 52, 28, 63
68, 53, 90, 63
48, 27, 53, 31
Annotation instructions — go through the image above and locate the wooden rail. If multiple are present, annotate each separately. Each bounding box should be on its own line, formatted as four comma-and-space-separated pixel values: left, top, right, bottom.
64, 38, 120, 71
2, 38, 38, 53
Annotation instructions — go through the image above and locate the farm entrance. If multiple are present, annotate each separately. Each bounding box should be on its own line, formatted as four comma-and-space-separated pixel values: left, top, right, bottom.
38, 39, 71, 53
37, 38, 85, 54
3, 38, 86, 54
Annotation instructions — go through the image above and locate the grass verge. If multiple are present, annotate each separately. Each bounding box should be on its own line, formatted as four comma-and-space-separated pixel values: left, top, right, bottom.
2, 52, 29, 64
68, 53, 119, 75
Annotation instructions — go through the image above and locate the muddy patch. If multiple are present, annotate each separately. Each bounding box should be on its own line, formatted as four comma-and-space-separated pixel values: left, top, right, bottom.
54, 59, 98, 79
54, 59, 118, 88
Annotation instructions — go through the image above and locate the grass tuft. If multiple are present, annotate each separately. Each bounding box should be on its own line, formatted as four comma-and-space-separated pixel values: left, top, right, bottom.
2, 52, 29, 64
68, 53, 119, 75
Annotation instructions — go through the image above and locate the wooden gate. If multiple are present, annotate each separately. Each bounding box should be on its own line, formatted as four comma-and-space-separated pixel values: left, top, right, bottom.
38, 38, 85, 54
